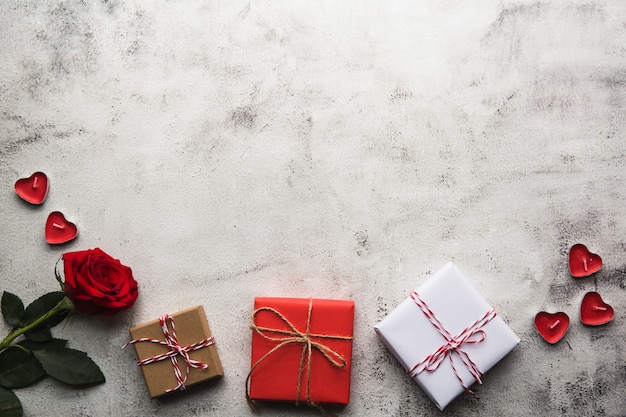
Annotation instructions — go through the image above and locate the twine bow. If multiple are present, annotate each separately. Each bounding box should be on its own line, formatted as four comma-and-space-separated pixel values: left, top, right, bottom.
408, 291, 497, 399
246, 298, 353, 415
124, 314, 215, 393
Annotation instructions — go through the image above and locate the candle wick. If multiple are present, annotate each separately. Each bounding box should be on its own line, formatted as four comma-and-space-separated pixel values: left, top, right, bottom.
52, 223, 65, 229
583, 258, 588, 272
549, 320, 560, 330
594, 306, 607, 311
32, 177, 38, 189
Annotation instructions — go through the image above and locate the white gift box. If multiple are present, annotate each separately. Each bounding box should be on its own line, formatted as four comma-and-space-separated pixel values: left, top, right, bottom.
374, 262, 520, 410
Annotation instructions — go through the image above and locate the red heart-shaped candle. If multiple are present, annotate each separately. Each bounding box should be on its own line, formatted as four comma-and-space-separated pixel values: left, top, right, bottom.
45, 211, 78, 244
580, 292, 614, 326
14, 172, 49, 204
568, 244, 602, 277
534, 311, 570, 344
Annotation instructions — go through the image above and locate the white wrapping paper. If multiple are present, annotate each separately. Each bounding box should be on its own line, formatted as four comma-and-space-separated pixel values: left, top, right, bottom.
374, 262, 520, 410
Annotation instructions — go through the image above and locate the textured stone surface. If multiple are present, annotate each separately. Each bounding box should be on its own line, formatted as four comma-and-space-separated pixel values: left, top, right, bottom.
1, 1, 625, 416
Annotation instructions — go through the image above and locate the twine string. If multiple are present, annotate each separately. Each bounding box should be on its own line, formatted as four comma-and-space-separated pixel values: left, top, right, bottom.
246, 298, 352, 415
123, 314, 215, 393
408, 291, 497, 399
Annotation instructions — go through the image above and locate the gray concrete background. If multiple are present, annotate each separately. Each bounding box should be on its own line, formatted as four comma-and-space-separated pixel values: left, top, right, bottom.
1, 1, 625, 416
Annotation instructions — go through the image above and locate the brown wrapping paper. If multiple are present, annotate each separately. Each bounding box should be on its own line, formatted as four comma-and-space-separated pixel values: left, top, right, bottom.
129, 305, 223, 398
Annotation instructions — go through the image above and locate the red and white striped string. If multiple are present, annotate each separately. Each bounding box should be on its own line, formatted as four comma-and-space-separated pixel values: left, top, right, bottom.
408, 291, 497, 398
124, 314, 215, 393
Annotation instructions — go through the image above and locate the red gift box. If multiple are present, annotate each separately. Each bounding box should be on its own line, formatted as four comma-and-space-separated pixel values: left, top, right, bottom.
248, 297, 355, 406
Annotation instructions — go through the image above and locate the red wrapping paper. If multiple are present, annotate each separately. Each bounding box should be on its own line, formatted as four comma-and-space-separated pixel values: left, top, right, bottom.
248, 297, 355, 405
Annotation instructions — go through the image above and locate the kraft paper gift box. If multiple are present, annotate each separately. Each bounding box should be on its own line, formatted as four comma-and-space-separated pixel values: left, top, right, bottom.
128, 305, 223, 398
374, 262, 520, 410
248, 297, 355, 406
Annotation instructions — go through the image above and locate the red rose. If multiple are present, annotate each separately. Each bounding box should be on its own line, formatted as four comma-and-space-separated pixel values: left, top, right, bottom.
62, 248, 138, 316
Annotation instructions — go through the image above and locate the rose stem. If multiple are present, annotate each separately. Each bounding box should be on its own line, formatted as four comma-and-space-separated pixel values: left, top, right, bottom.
0, 297, 74, 351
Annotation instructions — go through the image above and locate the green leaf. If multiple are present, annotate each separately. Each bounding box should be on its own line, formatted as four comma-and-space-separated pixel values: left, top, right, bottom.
24, 327, 52, 343
33, 348, 105, 386
0, 348, 45, 389
0, 387, 22, 417
1, 293, 24, 327
18, 339, 67, 351
21, 292, 67, 329
54, 260, 63, 288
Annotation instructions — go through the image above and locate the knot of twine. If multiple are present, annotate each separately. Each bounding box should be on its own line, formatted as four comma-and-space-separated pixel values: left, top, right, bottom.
123, 314, 215, 393
246, 298, 353, 416
408, 291, 497, 399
